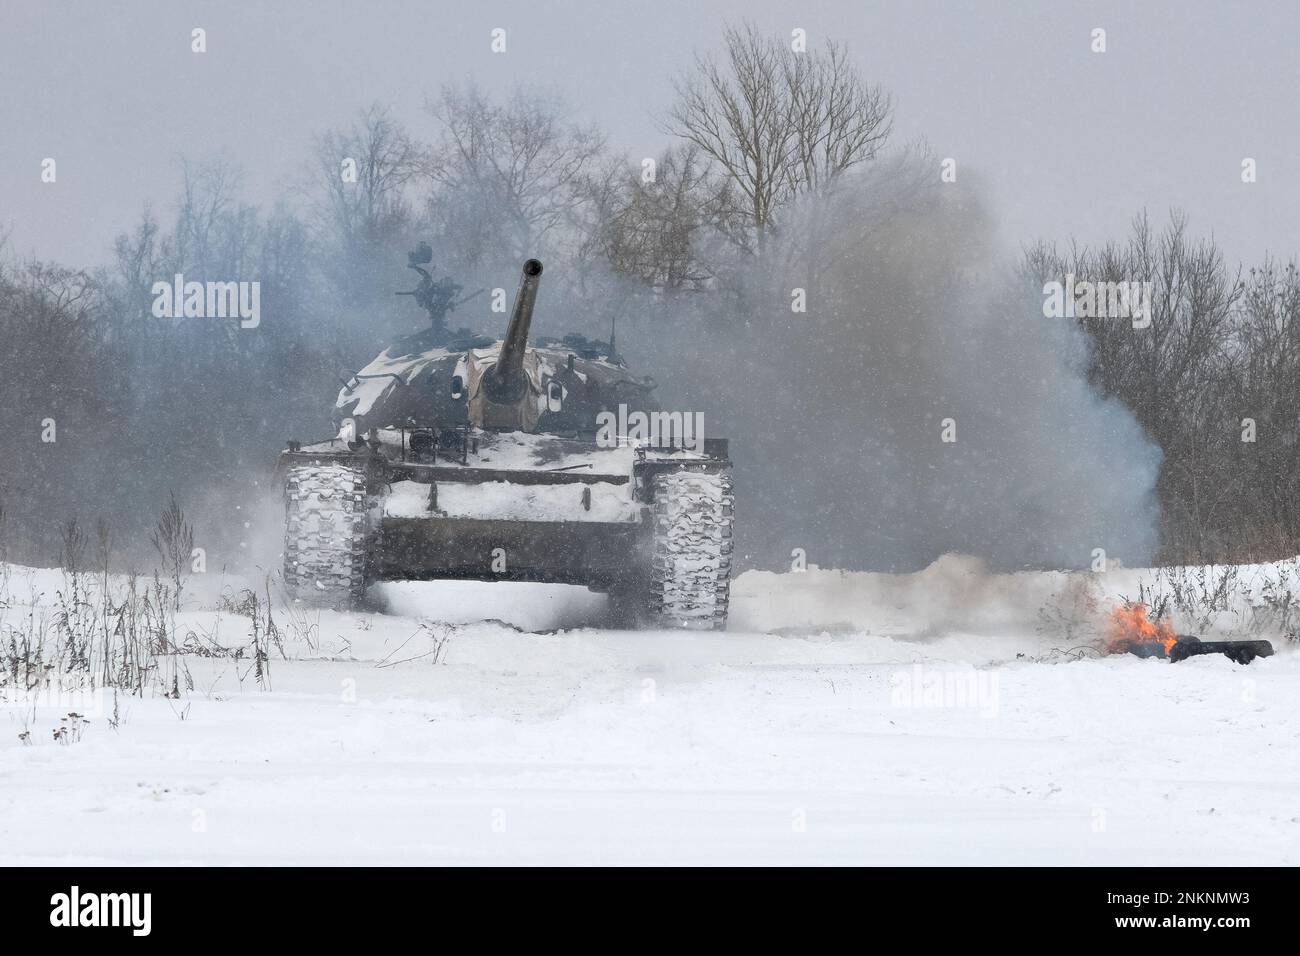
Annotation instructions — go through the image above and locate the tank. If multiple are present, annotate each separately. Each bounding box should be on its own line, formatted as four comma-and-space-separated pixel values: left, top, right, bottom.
277, 253, 734, 629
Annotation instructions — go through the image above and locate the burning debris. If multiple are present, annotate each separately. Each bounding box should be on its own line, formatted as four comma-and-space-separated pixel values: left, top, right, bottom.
1104, 603, 1274, 665
1106, 603, 1178, 657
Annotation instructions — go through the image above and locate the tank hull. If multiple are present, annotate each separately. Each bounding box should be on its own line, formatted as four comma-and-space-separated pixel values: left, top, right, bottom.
278, 429, 729, 601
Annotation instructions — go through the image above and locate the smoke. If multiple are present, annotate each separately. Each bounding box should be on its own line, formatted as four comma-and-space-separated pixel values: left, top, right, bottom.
2, 142, 1160, 580
619, 150, 1162, 572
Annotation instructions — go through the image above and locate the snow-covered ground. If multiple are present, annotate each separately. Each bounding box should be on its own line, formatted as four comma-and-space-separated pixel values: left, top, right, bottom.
1, 555, 1297, 865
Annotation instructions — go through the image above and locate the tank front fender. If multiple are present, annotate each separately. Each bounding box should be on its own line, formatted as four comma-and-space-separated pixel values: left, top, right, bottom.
372, 516, 649, 589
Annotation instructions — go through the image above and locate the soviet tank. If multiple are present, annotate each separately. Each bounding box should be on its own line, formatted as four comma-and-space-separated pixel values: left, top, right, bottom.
278, 253, 734, 629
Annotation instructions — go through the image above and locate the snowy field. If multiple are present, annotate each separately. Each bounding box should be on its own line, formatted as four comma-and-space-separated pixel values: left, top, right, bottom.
1, 555, 1297, 865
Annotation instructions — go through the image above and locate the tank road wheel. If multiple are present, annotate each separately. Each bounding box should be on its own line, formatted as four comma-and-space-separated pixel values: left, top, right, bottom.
283, 462, 371, 609
648, 467, 735, 630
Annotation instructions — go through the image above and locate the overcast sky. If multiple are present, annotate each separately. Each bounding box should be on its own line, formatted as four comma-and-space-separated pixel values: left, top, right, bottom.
2, 0, 1296, 268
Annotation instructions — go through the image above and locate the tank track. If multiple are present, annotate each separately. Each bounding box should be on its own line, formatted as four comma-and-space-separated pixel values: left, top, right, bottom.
283, 462, 370, 608
648, 468, 734, 629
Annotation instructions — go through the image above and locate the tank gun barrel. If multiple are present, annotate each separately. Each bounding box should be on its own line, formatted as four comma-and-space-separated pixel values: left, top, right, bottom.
488, 259, 542, 399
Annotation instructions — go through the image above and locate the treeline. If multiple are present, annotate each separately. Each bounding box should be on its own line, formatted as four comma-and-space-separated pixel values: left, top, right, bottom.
1, 24, 898, 569
1, 22, 1297, 570
1028, 214, 1300, 564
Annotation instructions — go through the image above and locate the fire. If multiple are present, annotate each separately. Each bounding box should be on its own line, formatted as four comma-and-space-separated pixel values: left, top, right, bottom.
1106, 603, 1178, 656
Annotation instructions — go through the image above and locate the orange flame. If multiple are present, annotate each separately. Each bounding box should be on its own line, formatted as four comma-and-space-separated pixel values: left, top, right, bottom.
1106, 603, 1178, 655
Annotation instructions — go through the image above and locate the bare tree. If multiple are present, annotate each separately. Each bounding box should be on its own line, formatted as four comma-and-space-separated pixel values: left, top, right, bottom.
589, 145, 717, 292
310, 103, 417, 249
110, 208, 162, 330
173, 157, 248, 277
1028, 211, 1245, 561
0, 259, 115, 562
1231, 258, 1300, 551
422, 83, 606, 269
666, 22, 892, 253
